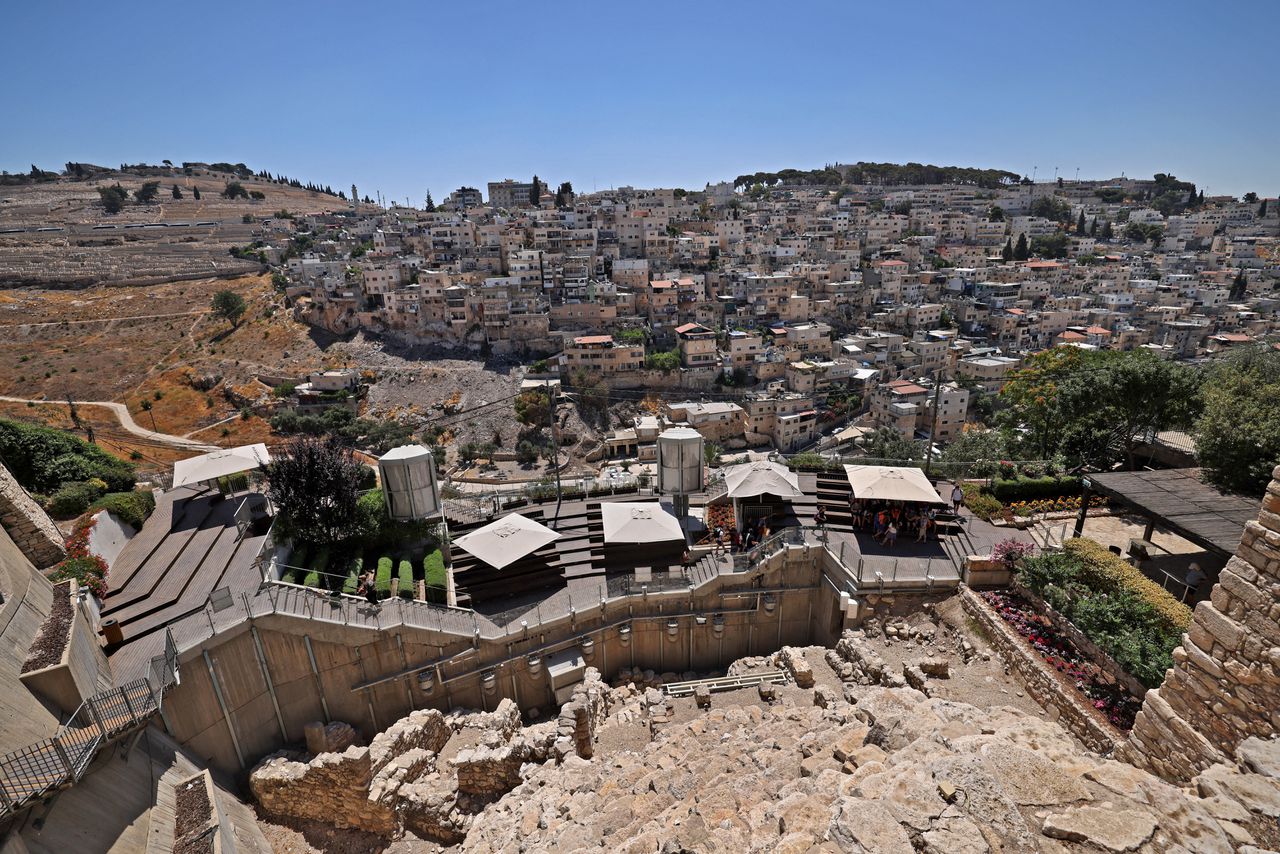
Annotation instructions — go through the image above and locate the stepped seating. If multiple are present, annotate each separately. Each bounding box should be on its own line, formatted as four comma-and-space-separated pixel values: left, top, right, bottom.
105, 492, 220, 601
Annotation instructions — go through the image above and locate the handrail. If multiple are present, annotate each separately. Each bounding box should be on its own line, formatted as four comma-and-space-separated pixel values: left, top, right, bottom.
0, 629, 178, 817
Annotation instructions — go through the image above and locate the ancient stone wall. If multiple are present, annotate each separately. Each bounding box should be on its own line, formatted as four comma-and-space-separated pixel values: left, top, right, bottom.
1120, 467, 1280, 783
250, 707, 451, 834
552, 666, 610, 759
959, 587, 1117, 754
0, 464, 65, 569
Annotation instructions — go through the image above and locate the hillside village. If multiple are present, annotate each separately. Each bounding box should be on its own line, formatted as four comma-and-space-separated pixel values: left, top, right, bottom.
270, 168, 1279, 464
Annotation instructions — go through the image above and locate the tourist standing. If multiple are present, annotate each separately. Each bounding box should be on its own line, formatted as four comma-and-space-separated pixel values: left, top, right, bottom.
951, 484, 965, 514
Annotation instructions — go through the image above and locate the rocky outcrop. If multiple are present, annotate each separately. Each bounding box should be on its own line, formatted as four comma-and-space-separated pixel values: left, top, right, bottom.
460, 685, 1280, 853
1122, 467, 1280, 783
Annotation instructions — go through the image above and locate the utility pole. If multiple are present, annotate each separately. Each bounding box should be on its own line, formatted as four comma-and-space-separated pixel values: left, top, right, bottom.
923, 371, 945, 479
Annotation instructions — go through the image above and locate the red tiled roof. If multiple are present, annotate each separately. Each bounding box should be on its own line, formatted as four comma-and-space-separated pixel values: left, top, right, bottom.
1084, 326, 1112, 335
573, 335, 614, 345
1059, 331, 1086, 340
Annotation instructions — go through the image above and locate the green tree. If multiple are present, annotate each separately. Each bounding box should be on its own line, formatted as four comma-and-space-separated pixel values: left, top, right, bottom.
1229, 269, 1248, 301
1090, 217, 1099, 237
211, 289, 247, 327
1013, 233, 1029, 261
1100, 220, 1114, 240
133, 181, 161, 204
97, 184, 128, 214
221, 181, 249, 199
514, 389, 550, 426
1260, 200, 1269, 217
939, 428, 1009, 478
1000, 348, 1200, 469
1243, 192, 1258, 204
528, 175, 541, 207
860, 427, 922, 462
1195, 346, 1280, 496
1076, 209, 1086, 234
1001, 238, 1013, 262
192, 186, 201, 200
171, 184, 183, 200
555, 181, 573, 208
265, 436, 368, 563
988, 205, 1005, 222
1030, 195, 1072, 223
424, 191, 435, 212
1030, 231, 1069, 259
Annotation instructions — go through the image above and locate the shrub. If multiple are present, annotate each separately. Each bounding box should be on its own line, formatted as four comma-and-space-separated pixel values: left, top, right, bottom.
0, 419, 135, 493
375, 556, 393, 596
423, 549, 446, 603
787, 452, 833, 471
47, 481, 106, 518
342, 558, 362, 594
1015, 549, 1187, 688
89, 490, 156, 529
1061, 538, 1193, 633
398, 559, 414, 596
960, 483, 1002, 521
988, 476, 1082, 503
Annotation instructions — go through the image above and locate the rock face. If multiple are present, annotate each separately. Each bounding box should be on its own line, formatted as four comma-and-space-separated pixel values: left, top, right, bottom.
1123, 468, 1280, 783
460, 685, 1280, 853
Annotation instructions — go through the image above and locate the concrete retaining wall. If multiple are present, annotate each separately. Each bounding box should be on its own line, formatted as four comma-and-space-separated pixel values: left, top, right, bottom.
162, 544, 843, 775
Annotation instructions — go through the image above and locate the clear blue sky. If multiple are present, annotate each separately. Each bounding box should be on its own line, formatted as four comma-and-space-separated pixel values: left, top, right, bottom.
3, 0, 1278, 203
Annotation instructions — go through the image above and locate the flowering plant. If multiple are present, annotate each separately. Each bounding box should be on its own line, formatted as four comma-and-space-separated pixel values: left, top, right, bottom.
979, 590, 1141, 730
992, 538, 1036, 568
50, 515, 110, 598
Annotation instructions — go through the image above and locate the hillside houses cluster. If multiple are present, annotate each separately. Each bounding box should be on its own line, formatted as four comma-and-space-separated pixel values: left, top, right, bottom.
273, 174, 1280, 454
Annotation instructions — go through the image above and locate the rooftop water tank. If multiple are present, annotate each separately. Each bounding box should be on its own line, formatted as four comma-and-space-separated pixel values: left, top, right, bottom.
656, 427, 704, 495
377, 445, 441, 520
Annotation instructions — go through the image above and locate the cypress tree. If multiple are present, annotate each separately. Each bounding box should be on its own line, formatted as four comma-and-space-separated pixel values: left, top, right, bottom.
1101, 220, 1113, 240
1090, 218, 1098, 237
1001, 238, 1013, 262
1077, 210, 1087, 233
1013, 233, 1029, 261
529, 176, 541, 207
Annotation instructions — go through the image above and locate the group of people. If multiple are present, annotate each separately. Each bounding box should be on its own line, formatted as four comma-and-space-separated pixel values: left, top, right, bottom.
708, 517, 774, 556
849, 498, 939, 547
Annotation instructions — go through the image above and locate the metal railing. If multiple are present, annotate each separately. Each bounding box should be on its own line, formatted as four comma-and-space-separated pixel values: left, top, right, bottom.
0, 629, 178, 818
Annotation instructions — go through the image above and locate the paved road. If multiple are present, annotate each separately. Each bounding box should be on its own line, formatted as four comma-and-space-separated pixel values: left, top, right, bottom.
0, 396, 219, 451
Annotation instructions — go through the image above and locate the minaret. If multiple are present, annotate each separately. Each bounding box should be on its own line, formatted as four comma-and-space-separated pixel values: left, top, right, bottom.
351, 184, 358, 213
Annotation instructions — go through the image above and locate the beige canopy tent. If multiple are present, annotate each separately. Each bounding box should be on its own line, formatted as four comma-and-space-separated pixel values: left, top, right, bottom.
723, 460, 802, 499
172, 443, 271, 489
452, 512, 561, 570
601, 502, 685, 544
843, 465, 945, 504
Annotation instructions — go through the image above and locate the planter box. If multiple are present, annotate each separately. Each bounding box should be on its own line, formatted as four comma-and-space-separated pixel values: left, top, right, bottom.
173, 770, 236, 854
20, 580, 112, 716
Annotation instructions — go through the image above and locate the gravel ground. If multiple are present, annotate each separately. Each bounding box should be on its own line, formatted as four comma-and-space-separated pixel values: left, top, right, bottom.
254, 813, 445, 854
173, 778, 212, 854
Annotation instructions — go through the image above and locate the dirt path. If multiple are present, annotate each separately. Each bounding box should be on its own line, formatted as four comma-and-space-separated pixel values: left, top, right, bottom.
0, 396, 219, 451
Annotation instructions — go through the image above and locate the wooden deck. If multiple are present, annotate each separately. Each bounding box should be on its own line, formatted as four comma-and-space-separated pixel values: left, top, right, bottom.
101, 488, 267, 648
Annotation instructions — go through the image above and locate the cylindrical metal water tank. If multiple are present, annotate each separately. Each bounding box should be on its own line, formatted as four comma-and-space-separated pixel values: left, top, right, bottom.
377, 445, 441, 520
656, 427, 704, 494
